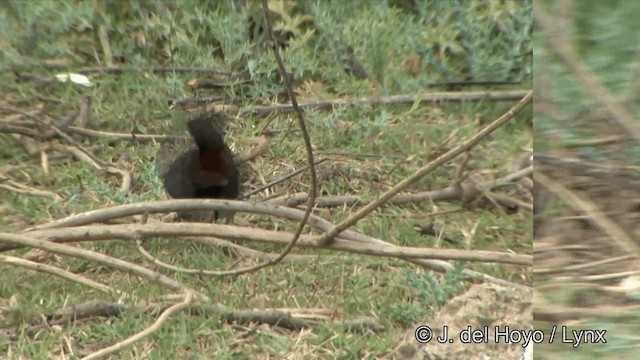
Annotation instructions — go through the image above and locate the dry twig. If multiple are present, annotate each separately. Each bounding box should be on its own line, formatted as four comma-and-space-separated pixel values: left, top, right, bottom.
7, 199, 530, 290
21, 223, 531, 266
238, 90, 530, 116
82, 291, 195, 360
0, 232, 205, 299
0, 254, 113, 294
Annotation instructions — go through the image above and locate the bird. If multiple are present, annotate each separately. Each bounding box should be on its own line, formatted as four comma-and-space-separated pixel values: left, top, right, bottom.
163, 117, 240, 223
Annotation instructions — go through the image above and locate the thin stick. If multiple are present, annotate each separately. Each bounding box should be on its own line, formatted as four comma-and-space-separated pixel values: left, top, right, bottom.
55, 144, 132, 192
23, 224, 531, 266
136, 237, 250, 276
66, 126, 189, 142
73, 66, 232, 75
16, 199, 529, 264
198, 0, 320, 275
0, 181, 62, 201
238, 90, 530, 116
0, 255, 113, 294
11, 200, 528, 290
0, 232, 203, 298
535, 255, 635, 275
264, 166, 532, 207
81, 291, 195, 360
245, 158, 327, 198
97, 25, 114, 68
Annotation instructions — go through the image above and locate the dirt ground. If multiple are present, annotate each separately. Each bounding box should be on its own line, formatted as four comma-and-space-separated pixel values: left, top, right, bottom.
390, 283, 532, 359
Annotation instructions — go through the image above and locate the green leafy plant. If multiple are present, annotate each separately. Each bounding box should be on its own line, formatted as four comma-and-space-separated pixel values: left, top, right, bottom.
390, 264, 470, 326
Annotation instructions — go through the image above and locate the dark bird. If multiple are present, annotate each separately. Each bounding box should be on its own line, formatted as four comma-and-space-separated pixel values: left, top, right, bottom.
163, 117, 240, 222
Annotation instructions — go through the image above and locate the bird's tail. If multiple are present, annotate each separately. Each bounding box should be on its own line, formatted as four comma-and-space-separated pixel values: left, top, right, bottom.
187, 117, 226, 150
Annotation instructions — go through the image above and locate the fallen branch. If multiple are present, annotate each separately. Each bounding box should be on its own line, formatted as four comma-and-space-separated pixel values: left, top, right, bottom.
82, 291, 195, 360
137, 234, 346, 274
237, 90, 530, 116
12, 200, 529, 290
2, 298, 383, 344
245, 158, 328, 198
0, 176, 63, 201
54, 144, 131, 192
0, 254, 113, 294
66, 126, 189, 143
21, 223, 531, 266
0, 232, 205, 299
70, 66, 233, 75
262, 164, 532, 208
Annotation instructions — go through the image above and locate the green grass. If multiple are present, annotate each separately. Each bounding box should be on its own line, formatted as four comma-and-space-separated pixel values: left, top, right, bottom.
0, 0, 532, 357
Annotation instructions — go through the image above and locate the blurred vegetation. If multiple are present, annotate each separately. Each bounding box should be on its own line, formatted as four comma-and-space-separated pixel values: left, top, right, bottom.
535, 0, 640, 359
535, 0, 640, 164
